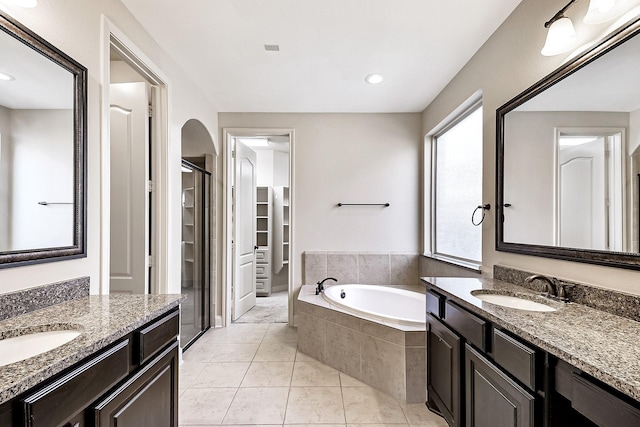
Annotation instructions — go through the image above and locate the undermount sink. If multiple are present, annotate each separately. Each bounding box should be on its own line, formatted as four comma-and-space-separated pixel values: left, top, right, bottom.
0, 328, 82, 367
471, 291, 557, 312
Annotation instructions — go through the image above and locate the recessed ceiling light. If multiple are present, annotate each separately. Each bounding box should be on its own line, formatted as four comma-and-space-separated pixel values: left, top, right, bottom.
365, 73, 384, 84
264, 44, 280, 52
0, 72, 15, 81
237, 137, 269, 147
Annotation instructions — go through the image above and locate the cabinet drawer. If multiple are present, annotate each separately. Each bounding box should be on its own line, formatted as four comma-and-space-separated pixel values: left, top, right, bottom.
256, 264, 268, 277
256, 250, 269, 261
571, 374, 640, 427
492, 329, 538, 390
135, 309, 179, 365
426, 289, 442, 318
256, 279, 266, 291
444, 300, 488, 351
22, 339, 130, 427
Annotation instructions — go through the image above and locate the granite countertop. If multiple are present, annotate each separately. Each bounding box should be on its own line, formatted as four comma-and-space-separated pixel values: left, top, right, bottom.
0, 294, 183, 404
422, 276, 640, 401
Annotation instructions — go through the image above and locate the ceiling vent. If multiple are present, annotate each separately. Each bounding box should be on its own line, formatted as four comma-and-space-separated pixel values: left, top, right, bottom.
264, 44, 280, 52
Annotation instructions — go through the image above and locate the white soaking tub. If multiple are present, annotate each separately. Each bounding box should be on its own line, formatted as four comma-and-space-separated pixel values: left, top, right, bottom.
322, 284, 426, 327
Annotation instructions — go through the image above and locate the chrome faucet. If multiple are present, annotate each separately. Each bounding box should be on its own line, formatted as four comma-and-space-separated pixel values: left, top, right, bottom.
315, 277, 337, 295
525, 274, 570, 302
525, 274, 557, 296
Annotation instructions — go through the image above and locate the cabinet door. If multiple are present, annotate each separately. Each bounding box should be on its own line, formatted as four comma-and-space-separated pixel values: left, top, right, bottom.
92, 341, 179, 427
427, 314, 462, 427
465, 344, 536, 427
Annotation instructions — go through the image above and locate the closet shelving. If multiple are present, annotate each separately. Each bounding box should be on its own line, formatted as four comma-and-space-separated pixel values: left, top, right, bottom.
255, 186, 272, 296
273, 186, 289, 273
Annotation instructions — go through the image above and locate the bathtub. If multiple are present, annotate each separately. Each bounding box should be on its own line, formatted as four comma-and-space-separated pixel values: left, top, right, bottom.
322, 284, 426, 327
298, 283, 427, 402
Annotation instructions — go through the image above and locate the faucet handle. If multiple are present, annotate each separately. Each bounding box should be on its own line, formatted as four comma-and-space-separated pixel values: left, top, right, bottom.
555, 280, 573, 302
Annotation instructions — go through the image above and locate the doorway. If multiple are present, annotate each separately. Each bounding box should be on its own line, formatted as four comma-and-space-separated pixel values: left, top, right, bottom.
101, 19, 170, 295
556, 128, 625, 251
224, 129, 293, 325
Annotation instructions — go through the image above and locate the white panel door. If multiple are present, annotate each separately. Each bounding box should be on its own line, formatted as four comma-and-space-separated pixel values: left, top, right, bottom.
109, 82, 150, 294
233, 141, 257, 320
559, 139, 605, 250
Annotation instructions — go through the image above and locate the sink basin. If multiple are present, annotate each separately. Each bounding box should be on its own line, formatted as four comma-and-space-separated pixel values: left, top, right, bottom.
471, 291, 556, 312
0, 329, 82, 367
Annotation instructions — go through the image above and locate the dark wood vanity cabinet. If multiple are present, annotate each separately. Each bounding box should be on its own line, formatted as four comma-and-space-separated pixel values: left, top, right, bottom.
1, 307, 179, 427
427, 313, 462, 427
426, 289, 539, 427
465, 344, 535, 427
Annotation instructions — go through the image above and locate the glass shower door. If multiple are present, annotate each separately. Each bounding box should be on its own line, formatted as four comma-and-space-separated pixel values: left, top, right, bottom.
181, 160, 211, 349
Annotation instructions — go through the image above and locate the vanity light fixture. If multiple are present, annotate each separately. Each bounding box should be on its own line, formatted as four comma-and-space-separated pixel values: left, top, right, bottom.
365, 73, 384, 84
0, 71, 15, 81
541, 0, 578, 56
583, 0, 633, 24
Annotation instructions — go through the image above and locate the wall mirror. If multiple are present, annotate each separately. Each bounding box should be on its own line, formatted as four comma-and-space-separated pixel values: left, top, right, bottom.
0, 12, 86, 268
497, 16, 640, 269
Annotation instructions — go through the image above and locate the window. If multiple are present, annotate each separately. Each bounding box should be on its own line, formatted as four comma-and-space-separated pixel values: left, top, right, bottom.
429, 102, 483, 268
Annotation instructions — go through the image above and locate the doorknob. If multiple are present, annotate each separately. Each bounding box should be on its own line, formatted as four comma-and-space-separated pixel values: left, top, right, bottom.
254, 245, 259, 251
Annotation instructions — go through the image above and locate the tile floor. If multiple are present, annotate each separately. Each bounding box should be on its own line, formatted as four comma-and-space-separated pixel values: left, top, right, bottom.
179, 323, 448, 427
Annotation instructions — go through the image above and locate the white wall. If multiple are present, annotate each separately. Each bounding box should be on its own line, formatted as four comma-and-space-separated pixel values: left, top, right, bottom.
219, 113, 422, 295
0, 0, 219, 295
422, 0, 640, 294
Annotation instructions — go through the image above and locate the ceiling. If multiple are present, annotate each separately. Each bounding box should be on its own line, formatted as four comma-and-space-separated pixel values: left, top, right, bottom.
121, 0, 523, 113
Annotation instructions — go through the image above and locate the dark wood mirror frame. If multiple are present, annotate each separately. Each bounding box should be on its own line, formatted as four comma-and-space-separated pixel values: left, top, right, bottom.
0, 12, 87, 268
496, 16, 640, 270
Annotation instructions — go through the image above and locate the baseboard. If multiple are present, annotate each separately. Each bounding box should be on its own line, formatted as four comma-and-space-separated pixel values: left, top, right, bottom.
272, 284, 287, 293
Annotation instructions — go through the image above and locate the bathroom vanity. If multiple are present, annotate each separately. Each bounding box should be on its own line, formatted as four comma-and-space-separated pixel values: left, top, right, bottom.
0, 292, 182, 426
423, 276, 640, 427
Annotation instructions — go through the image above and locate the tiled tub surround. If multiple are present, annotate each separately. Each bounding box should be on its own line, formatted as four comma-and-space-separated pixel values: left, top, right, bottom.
0, 293, 183, 403
0, 277, 90, 321
422, 276, 640, 401
494, 265, 640, 322
297, 284, 426, 403
303, 251, 420, 286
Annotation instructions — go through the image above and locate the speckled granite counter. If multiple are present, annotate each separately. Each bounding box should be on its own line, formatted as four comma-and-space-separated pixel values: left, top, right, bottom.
422, 276, 640, 402
0, 294, 183, 404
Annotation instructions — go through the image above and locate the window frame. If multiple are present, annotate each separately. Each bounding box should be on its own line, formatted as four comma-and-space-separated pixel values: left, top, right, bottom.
425, 98, 483, 271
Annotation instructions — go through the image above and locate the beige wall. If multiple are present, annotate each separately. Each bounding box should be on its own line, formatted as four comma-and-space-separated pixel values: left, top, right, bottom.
219, 113, 422, 298
422, 0, 640, 294
0, 0, 218, 294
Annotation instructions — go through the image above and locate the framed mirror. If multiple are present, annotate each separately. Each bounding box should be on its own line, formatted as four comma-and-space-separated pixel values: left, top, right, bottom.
497, 16, 640, 270
0, 12, 87, 268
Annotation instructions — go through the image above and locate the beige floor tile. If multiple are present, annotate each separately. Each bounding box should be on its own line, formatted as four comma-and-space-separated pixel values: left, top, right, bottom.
264, 324, 299, 342
401, 403, 449, 427
291, 361, 341, 386
347, 424, 408, 427
179, 388, 237, 425
285, 387, 346, 424
288, 425, 345, 427
222, 387, 289, 424
342, 387, 408, 424
202, 324, 269, 344
340, 372, 367, 387
295, 350, 319, 362
241, 362, 294, 387
211, 343, 260, 362
180, 362, 206, 389
182, 341, 216, 363
254, 340, 298, 361
189, 362, 250, 388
